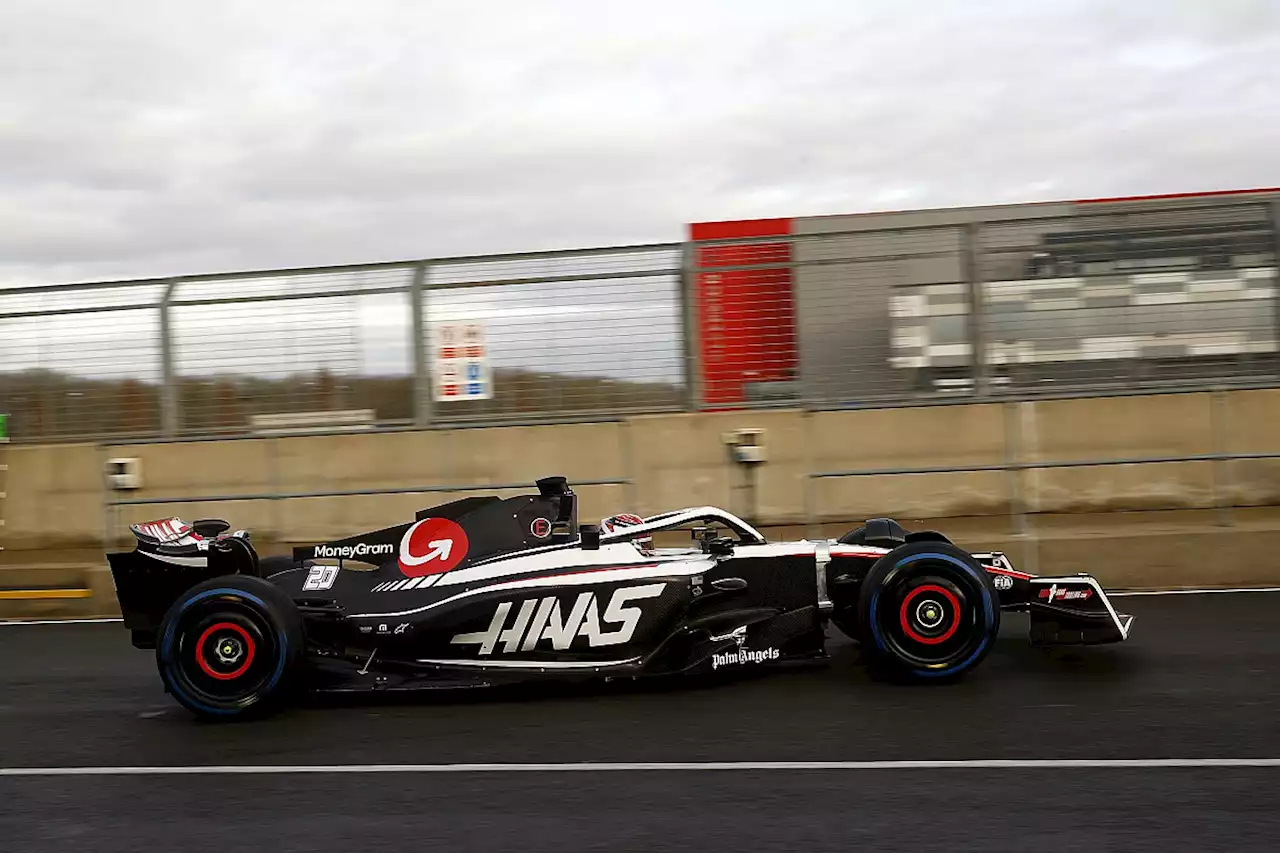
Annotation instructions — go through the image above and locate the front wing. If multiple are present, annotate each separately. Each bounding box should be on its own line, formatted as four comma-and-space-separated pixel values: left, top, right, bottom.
975, 552, 1133, 646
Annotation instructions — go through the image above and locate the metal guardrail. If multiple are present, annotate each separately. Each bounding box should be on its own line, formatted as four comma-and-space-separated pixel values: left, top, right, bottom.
794, 384, 1273, 566
803, 446, 1277, 574
810, 451, 1280, 478
1, 244, 687, 443
104, 477, 634, 507
0, 431, 7, 558
4, 193, 1280, 443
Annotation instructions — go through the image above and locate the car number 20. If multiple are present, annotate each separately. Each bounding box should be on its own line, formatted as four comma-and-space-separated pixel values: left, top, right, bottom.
303, 564, 339, 591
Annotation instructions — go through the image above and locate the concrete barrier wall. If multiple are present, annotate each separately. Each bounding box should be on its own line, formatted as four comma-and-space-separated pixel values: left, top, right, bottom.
9, 389, 1280, 552
81, 422, 634, 552
1020, 393, 1219, 513
2, 442, 104, 552
7, 388, 1280, 614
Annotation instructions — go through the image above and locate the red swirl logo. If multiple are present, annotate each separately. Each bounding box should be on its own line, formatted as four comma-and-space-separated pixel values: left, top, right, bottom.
398, 518, 468, 577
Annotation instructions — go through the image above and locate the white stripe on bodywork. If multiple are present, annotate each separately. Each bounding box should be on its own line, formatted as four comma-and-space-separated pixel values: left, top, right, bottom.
726, 542, 818, 559
394, 540, 873, 601
351, 559, 715, 620
142, 552, 208, 568
416, 656, 641, 670
402, 575, 440, 590
436, 543, 689, 588
828, 544, 890, 559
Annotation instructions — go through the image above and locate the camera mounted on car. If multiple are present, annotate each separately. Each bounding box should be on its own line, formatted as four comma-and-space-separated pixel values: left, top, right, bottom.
691, 525, 735, 556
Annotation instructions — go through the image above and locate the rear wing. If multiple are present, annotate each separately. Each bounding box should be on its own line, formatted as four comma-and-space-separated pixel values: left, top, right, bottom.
107, 531, 261, 649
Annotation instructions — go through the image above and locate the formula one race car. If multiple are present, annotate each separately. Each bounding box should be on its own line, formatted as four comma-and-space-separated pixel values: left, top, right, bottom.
106, 476, 1133, 719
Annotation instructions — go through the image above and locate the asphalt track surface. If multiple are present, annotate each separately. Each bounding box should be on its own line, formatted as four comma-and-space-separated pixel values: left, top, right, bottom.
2, 592, 1279, 851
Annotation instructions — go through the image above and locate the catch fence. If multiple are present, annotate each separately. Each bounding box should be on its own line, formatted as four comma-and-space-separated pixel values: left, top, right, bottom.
3, 192, 1279, 443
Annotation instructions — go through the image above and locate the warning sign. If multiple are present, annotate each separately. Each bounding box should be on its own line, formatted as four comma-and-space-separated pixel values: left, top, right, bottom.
432, 322, 492, 401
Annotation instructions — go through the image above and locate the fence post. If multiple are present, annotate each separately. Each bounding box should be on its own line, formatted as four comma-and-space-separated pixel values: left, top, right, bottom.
1004, 399, 1036, 574
410, 263, 432, 428
1272, 199, 1280, 382
1210, 387, 1233, 527
159, 279, 180, 437
802, 410, 822, 540
679, 240, 702, 411
268, 436, 283, 543
964, 222, 989, 397
96, 443, 115, 556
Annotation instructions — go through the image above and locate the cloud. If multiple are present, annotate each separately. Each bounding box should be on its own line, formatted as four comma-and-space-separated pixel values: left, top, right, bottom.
0, 0, 1276, 289
2, 0, 1279, 390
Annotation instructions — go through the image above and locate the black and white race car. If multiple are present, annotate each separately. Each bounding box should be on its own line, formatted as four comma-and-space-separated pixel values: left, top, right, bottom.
106, 476, 1133, 719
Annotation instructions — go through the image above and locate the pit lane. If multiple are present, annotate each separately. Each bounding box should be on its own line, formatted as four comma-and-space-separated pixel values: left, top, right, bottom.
1, 592, 1277, 851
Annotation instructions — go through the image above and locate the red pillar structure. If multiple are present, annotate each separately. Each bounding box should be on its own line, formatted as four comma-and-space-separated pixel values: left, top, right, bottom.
689, 218, 798, 408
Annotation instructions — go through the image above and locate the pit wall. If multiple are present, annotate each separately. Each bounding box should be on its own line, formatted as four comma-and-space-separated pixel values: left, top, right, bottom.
6, 387, 1280, 617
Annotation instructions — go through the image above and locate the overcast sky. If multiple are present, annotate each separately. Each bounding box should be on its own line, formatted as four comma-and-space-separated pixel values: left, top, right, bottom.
2, 0, 1278, 289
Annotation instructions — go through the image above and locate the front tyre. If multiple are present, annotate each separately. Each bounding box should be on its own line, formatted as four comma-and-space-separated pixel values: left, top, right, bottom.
155, 575, 305, 719
855, 541, 1000, 681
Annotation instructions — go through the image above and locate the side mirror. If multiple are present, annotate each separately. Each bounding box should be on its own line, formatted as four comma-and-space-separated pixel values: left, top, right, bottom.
707, 538, 735, 557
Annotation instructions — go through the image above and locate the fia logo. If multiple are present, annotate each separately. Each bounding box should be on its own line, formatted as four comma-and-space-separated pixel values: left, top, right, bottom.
451, 583, 667, 655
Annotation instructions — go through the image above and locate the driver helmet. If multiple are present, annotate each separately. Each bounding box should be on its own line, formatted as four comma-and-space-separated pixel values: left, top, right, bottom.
600, 513, 653, 552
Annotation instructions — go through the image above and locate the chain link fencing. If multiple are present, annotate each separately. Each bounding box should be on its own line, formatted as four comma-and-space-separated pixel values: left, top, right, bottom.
2, 195, 1278, 442
690, 195, 1280, 408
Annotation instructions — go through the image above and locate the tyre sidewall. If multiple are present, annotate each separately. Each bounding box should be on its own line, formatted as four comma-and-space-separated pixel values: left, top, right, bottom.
855, 541, 1000, 681
156, 575, 304, 719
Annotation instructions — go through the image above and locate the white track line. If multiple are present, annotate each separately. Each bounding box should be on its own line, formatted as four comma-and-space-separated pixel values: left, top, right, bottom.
1, 759, 1278, 777
1109, 587, 1280, 597
0, 617, 123, 627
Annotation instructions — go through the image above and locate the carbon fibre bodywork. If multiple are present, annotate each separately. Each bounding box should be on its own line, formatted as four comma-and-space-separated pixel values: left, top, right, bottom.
106, 477, 1132, 699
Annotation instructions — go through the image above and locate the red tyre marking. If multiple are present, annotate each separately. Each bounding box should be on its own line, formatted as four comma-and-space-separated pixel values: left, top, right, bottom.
985, 565, 1033, 580
899, 584, 961, 646
196, 622, 256, 681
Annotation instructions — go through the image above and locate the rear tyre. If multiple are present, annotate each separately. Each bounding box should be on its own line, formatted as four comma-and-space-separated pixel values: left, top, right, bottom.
155, 575, 305, 719
855, 541, 1000, 681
